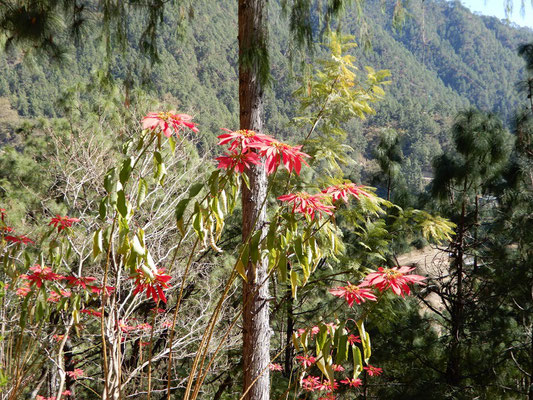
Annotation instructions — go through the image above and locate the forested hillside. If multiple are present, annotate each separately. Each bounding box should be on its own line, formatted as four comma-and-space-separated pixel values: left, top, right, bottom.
0, 0, 531, 159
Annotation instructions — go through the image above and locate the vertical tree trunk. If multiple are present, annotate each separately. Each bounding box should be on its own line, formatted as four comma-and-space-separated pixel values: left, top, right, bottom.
446, 183, 467, 385
239, 1, 270, 399
284, 282, 294, 376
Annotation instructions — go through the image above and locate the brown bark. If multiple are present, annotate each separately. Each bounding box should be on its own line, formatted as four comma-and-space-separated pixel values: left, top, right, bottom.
239, 1, 270, 399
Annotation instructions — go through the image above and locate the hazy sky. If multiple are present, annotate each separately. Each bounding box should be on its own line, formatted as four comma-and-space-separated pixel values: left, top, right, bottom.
460, 0, 533, 28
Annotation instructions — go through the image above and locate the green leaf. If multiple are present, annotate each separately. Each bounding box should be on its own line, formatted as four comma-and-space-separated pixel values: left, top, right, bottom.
175, 198, 190, 222
236, 259, 247, 282
131, 235, 145, 256
240, 243, 250, 268
317, 324, 328, 352
99, 197, 108, 220
352, 346, 363, 378
290, 270, 299, 299
93, 229, 103, 259
316, 349, 334, 383
208, 169, 220, 196
278, 252, 287, 282
250, 230, 261, 263
119, 157, 133, 185
116, 190, 128, 218
356, 319, 371, 363
336, 333, 349, 364
192, 204, 204, 241
168, 135, 177, 155
104, 167, 116, 193
137, 178, 148, 206
188, 183, 204, 198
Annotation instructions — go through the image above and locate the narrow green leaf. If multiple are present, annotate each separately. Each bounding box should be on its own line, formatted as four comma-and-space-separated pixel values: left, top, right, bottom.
137, 178, 148, 206
116, 190, 128, 218
119, 157, 133, 185
188, 183, 204, 198
290, 270, 299, 299
168, 135, 177, 155
93, 229, 103, 259
175, 198, 190, 222
132, 235, 145, 256
99, 197, 108, 220
352, 346, 363, 378
336, 334, 348, 364
236, 259, 247, 282
278, 252, 287, 282
104, 167, 115, 193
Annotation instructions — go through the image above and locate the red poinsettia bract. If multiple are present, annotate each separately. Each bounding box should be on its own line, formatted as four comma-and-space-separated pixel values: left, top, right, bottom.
132, 268, 172, 304
49, 215, 80, 232
23, 265, 64, 288
142, 111, 198, 138
322, 182, 370, 203
253, 138, 310, 175
216, 149, 261, 173
364, 365, 383, 376
66, 368, 85, 380
64, 275, 97, 289
362, 266, 426, 297
347, 334, 361, 345
5, 234, 34, 245
317, 379, 339, 391
217, 128, 272, 151
329, 281, 377, 307
340, 377, 363, 387
301, 375, 321, 392
268, 363, 283, 371
278, 192, 335, 220
296, 354, 317, 368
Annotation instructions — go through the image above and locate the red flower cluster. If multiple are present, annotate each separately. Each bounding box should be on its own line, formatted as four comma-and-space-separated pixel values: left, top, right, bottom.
268, 363, 283, 371
132, 268, 172, 304
22, 265, 64, 288
301, 375, 321, 391
216, 128, 310, 176
329, 282, 377, 307
322, 183, 370, 203
254, 138, 310, 175
4, 234, 33, 245
49, 215, 80, 232
47, 290, 72, 303
142, 111, 198, 138
80, 309, 102, 318
347, 334, 361, 345
340, 377, 362, 387
216, 149, 261, 173
362, 266, 426, 297
296, 354, 317, 368
331, 364, 345, 372
301, 376, 338, 393
278, 192, 334, 220
119, 320, 152, 334
64, 276, 97, 289
66, 368, 85, 380
217, 128, 271, 151
364, 365, 383, 376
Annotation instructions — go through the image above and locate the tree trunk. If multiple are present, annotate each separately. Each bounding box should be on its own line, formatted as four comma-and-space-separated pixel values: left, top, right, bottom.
446, 183, 467, 385
239, 1, 270, 399
284, 279, 294, 377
